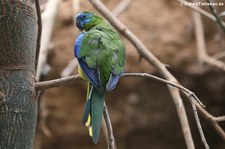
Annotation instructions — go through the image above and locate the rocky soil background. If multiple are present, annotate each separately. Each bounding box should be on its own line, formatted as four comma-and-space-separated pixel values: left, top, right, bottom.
34, 0, 225, 148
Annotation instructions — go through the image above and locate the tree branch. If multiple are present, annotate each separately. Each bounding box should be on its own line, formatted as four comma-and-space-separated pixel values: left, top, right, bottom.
192, 4, 225, 71
35, 72, 225, 142
36, 0, 61, 80
206, 0, 225, 33
103, 103, 117, 149
177, 0, 225, 27
35, 75, 81, 90
87, 0, 195, 148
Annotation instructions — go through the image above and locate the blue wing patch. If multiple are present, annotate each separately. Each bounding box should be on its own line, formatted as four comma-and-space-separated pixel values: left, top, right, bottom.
74, 32, 103, 90
106, 72, 122, 91
78, 58, 102, 90
74, 32, 85, 58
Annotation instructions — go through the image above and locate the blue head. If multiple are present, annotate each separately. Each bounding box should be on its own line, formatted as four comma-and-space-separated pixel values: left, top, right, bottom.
75, 11, 102, 31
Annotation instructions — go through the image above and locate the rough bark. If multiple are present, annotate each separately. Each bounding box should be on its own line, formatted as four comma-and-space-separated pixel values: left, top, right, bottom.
0, 0, 37, 148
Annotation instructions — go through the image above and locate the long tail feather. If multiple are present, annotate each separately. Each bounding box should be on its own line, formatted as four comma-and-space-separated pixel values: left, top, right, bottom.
91, 87, 104, 143
83, 83, 105, 143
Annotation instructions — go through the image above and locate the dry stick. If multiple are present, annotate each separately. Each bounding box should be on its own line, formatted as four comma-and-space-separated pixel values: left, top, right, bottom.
60, 0, 80, 77
190, 96, 209, 149
103, 103, 117, 149
193, 9, 225, 141
87, 0, 195, 148
177, 0, 225, 26
180, 0, 225, 71
212, 51, 225, 59
36, 0, 61, 138
194, 102, 225, 141
36, 0, 61, 80
206, 0, 225, 33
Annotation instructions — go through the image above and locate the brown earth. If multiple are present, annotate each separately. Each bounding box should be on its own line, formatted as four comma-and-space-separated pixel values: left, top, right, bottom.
34, 0, 225, 149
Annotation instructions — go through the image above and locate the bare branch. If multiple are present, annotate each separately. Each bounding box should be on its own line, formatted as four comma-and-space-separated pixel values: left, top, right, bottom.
103, 103, 117, 149
35, 72, 225, 143
213, 116, 225, 122
35, 75, 81, 91
60, 0, 80, 77
212, 51, 225, 59
190, 96, 209, 149
177, 0, 225, 27
193, 5, 225, 71
206, 0, 225, 32
36, 0, 61, 80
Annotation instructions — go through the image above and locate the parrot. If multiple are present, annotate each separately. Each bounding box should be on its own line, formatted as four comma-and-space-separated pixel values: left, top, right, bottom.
74, 11, 126, 143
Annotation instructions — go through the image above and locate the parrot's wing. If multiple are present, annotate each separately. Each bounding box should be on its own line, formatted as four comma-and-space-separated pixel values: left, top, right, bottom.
106, 39, 126, 91
74, 32, 102, 89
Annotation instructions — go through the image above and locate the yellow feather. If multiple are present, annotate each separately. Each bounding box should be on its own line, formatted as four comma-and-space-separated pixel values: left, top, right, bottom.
89, 127, 93, 137
85, 114, 91, 126
78, 67, 93, 137
78, 65, 88, 81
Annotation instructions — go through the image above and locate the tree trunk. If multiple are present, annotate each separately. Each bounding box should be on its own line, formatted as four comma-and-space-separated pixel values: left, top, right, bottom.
0, 0, 37, 148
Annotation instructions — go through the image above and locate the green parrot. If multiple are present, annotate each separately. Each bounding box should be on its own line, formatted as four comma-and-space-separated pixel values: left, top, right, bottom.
74, 11, 126, 143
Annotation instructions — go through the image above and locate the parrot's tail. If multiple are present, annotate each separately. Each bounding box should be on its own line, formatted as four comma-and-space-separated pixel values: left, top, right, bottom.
83, 83, 105, 143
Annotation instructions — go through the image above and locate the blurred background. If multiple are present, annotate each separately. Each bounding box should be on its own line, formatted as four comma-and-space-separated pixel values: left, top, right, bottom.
34, 0, 225, 148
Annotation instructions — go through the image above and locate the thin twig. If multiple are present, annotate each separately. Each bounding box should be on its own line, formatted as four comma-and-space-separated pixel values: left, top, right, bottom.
190, 96, 209, 149
206, 0, 225, 33
190, 8, 225, 143
35, 0, 42, 72
194, 102, 225, 141
177, 0, 225, 26
212, 51, 225, 59
60, 0, 80, 77
87, 1, 195, 148
213, 116, 225, 122
193, 3, 225, 71
36, 0, 61, 80
103, 103, 117, 149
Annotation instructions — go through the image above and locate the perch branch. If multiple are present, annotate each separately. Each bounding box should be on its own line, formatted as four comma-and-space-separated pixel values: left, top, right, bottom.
103, 102, 117, 149
35, 73, 225, 142
87, 0, 195, 148
206, 0, 225, 32
35, 75, 81, 90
